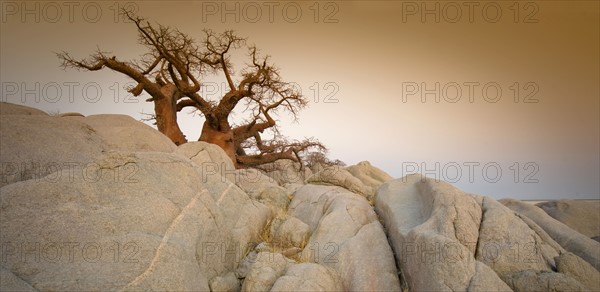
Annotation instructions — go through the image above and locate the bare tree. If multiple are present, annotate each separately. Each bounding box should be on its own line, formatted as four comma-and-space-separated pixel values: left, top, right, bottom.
58, 9, 330, 168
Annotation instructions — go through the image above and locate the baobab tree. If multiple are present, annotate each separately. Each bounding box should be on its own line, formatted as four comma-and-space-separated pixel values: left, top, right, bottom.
58, 9, 328, 168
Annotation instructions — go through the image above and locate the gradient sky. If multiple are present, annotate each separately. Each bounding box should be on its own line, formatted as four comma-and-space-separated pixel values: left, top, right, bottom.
1, 1, 598, 200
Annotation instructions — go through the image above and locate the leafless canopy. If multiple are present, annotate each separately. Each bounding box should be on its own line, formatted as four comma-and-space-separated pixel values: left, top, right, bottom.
58, 9, 334, 168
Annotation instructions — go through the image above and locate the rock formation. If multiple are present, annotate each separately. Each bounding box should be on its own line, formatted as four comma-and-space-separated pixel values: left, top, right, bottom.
1, 102, 598, 291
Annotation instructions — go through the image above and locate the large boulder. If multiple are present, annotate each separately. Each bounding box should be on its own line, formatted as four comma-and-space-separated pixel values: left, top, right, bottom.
536, 199, 600, 239
555, 252, 600, 291
501, 198, 600, 271
0, 102, 48, 116
375, 174, 511, 291
81, 114, 177, 153
175, 141, 236, 182
476, 196, 562, 281
306, 161, 393, 204
306, 166, 370, 201
345, 160, 393, 198
260, 159, 312, 185
289, 184, 400, 291
240, 252, 289, 292
0, 114, 106, 187
0, 151, 272, 291
0, 103, 178, 188
270, 215, 311, 248
233, 168, 290, 216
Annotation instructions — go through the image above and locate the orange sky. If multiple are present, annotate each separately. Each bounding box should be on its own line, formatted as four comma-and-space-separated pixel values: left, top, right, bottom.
1, 1, 598, 199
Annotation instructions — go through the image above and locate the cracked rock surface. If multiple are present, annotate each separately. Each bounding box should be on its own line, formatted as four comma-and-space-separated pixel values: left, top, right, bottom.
2, 103, 598, 292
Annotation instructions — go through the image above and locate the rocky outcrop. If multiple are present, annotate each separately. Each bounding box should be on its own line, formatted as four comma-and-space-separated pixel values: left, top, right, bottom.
501, 198, 600, 271
175, 141, 237, 185
0, 102, 48, 116
375, 174, 511, 291
260, 159, 312, 186
476, 197, 562, 280
0, 113, 107, 187
306, 161, 392, 204
0, 151, 273, 291
345, 160, 393, 196
376, 174, 598, 291
232, 168, 290, 216
289, 184, 401, 291
0, 109, 177, 187
81, 114, 177, 153
505, 270, 587, 291
555, 252, 600, 291
536, 199, 600, 239
3, 103, 598, 291
240, 252, 289, 291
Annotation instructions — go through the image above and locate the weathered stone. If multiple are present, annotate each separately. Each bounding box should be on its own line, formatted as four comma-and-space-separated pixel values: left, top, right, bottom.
261, 159, 312, 185
233, 168, 289, 215
306, 165, 370, 201
271, 215, 311, 248
0, 102, 48, 116
270, 263, 344, 291
0, 114, 106, 187
501, 198, 600, 271
175, 141, 235, 182
536, 199, 600, 239
209, 272, 240, 292
505, 270, 586, 292
375, 174, 511, 291
0, 107, 177, 188
240, 252, 289, 292
81, 114, 176, 153
290, 184, 400, 291
477, 197, 562, 281
0, 267, 36, 292
555, 252, 600, 291
345, 160, 393, 200
0, 151, 271, 291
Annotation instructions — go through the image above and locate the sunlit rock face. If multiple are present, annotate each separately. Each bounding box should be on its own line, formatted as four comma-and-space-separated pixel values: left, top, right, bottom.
375, 174, 600, 291
1, 103, 598, 291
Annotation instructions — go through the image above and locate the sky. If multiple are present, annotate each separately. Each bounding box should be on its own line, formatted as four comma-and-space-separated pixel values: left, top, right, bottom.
1, 1, 598, 200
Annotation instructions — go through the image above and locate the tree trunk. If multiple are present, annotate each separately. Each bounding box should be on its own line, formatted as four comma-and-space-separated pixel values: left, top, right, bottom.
155, 84, 187, 145
199, 121, 238, 167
